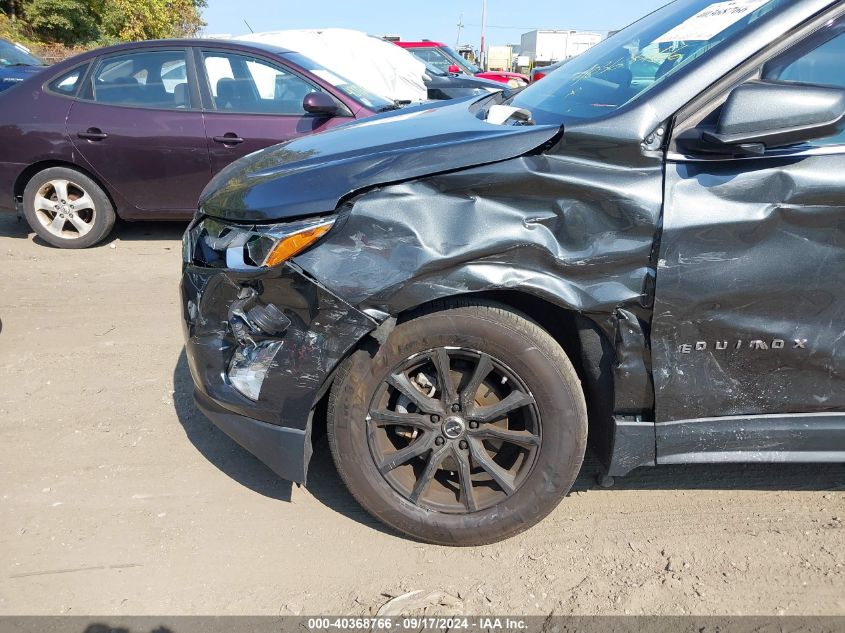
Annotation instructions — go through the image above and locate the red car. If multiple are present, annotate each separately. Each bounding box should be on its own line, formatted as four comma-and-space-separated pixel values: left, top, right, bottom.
394, 41, 528, 88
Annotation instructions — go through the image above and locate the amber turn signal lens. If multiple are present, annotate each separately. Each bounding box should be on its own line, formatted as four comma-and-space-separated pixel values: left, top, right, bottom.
264, 223, 333, 267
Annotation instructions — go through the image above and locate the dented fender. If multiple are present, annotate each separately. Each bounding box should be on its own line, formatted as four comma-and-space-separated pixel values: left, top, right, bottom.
295, 145, 666, 416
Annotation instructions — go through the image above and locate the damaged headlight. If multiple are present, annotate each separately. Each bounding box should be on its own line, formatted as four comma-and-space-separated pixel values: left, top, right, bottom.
184, 216, 335, 270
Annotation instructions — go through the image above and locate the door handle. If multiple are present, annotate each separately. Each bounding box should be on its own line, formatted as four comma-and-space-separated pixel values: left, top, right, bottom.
77, 128, 108, 141
213, 134, 245, 146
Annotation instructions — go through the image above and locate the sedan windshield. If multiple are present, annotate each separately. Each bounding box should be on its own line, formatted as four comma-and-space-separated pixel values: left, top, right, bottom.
282, 52, 395, 111
511, 0, 787, 124
0, 40, 45, 67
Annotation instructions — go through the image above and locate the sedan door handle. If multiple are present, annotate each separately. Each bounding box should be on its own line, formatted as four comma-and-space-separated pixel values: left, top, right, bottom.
77, 128, 108, 141
213, 134, 245, 145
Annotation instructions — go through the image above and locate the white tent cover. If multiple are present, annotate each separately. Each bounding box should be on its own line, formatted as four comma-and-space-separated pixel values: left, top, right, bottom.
236, 29, 428, 103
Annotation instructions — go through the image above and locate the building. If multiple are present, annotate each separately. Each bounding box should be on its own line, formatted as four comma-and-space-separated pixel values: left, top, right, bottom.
520, 30, 603, 67
487, 45, 514, 72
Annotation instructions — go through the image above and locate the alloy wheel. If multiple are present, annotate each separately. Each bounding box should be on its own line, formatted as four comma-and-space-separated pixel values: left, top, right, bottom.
32, 179, 97, 239
366, 347, 542, 514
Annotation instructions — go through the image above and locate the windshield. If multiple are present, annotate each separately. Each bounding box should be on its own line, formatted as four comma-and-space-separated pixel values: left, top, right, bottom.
409, 45, 481, 75
511, 0, 787, 124
440, 45, 481, 74
282, 52, 395, 111
423, 61, 447, 77
0, 40, 44, 67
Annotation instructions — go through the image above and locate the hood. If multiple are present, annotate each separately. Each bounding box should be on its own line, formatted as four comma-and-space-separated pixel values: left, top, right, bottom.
200, 97, 561, 222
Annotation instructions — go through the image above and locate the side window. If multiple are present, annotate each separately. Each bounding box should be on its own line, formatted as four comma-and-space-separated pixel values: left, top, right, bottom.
767, 32, 845, 89
90, 50, 191, 110
202, 51, 320, 115
763, 24, 845, 146
48, 65, 88, 96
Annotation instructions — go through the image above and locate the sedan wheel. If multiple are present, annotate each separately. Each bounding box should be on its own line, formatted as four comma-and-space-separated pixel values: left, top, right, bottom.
33, 179, 97, 239
23, 167, 116, 249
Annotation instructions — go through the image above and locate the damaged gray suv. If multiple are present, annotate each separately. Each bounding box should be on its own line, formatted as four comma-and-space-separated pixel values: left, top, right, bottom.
182, 0, 845, 545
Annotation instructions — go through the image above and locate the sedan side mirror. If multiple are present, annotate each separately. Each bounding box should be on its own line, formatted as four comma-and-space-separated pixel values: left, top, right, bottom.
303, 92, 339, 116
703, 80, 845, 154
447, 64, 461, 75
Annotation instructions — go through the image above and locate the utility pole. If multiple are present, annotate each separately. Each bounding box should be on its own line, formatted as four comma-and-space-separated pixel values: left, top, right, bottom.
480, 0, 488, 70
456, 13, 464, 48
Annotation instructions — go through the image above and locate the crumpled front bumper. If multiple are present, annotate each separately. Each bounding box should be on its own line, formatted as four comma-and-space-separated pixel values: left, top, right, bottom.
180, 261, 377, 483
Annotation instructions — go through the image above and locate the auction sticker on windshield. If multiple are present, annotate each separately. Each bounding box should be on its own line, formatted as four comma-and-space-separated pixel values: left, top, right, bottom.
655, 0, 770, 43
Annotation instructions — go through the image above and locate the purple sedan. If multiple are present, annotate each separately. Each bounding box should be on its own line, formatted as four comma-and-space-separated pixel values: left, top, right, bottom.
0, 39, 394, 248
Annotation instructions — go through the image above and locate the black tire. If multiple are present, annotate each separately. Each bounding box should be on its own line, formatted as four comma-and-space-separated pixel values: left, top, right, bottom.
327, 300, 588, 545
22, 167, 116, 249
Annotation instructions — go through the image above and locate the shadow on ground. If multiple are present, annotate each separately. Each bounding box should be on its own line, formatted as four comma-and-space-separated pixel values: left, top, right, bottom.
0, 213, 186, 246
172, 349, 395, 535
0, 212, 29, 240
172, 349, 293, 502
112, 220, 187, 243
172, 347, 845, 536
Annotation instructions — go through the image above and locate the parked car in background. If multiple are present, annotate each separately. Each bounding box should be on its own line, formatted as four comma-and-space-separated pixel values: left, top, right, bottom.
530, 58, 565, 82
0, 39, 395, 248
240, 30, 503, 103
0, 39, 46, 92
239, 30, 429, 104
395, 40, 529, 88
422, 61, 504, 100
183, 0, 845, 545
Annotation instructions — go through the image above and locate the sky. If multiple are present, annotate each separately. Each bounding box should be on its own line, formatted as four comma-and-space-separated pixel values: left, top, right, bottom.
201, 1, 670, 49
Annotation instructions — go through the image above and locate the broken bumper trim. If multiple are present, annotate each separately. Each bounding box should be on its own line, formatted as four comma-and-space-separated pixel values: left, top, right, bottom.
181, 260, 378, 483
194, 390, 312, 483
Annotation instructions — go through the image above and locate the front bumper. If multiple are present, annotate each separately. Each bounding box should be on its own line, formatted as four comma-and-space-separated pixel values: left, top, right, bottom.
181, 261, 377, 483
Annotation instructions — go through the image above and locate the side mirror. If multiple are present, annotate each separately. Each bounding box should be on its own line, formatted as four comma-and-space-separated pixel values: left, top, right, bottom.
703, 80, 845, 154
303, 92, 338, 116
447, 64, 461, 75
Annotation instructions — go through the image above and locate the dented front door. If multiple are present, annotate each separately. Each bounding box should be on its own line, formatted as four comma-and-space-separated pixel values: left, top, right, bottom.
651, 150, 845, 422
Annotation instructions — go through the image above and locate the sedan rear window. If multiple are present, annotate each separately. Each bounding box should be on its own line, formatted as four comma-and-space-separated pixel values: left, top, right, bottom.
90, 50, 191, 110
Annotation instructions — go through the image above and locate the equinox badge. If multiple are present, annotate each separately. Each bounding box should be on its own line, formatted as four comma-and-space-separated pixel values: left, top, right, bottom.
678, 338, 809, 354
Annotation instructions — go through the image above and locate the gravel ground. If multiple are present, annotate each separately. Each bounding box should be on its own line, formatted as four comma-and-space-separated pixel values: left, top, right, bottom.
1, 214, 843, 616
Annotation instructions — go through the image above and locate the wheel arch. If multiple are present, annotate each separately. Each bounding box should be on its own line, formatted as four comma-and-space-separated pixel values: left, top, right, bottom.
310, 289, 618, 468
407, 291, 618, 466
14, 160, 120, 216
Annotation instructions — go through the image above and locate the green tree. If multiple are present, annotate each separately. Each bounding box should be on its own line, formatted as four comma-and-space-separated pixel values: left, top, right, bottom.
100, 0, 206, 42
5, 0, 207, 47
24, 0, 98, 45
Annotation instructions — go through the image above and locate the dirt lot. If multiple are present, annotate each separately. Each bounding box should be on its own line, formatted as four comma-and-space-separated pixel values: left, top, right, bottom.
1, 213, 844, 617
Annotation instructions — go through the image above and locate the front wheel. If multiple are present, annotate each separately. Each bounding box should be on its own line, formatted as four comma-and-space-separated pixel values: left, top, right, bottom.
327, 300, 588, 545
